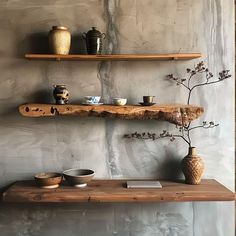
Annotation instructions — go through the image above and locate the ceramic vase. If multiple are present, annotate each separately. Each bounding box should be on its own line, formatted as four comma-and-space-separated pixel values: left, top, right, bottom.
53, 85, 69, 105
49, 26, 71, 55
83, 27, 106, 55
181, 147, 204, 185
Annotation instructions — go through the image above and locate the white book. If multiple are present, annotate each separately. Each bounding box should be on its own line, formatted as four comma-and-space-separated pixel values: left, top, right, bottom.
127, 180, 162, 189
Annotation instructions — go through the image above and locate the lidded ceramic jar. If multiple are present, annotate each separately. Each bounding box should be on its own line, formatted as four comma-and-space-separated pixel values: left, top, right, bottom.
83, 27, 106, 55
49, 26, 71, 55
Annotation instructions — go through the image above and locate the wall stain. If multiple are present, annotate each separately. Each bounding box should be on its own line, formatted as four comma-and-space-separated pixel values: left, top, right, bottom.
97, 0, 120, 103
214, 0, 224, 67
97, 0, 122, 178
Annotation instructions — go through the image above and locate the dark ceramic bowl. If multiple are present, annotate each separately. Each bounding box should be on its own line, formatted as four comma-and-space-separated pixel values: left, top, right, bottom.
63, 169, 95, 187
34, 172, 62, 189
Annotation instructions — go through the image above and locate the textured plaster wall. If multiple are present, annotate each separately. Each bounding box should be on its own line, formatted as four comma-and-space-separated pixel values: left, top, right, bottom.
0, 0, 234, 235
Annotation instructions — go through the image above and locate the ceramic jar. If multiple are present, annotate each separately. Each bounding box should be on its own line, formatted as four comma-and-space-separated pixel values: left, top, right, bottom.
181, 147, 204, 185
53, 85, 69, 105
83, 27, 106, 55
49, 26, 71, 55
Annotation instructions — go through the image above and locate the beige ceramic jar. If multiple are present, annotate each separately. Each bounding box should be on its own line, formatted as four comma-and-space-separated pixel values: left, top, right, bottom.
49, 26, 71, 55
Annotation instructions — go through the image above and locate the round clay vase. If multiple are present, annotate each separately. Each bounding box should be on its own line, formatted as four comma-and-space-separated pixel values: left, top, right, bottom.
82, 27, 106, 55
53, 85, 69, 105
181, 147, 204, 185
49, 26, 71, 55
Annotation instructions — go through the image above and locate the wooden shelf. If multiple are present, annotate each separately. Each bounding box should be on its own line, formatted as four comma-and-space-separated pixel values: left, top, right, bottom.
1, 179, 234, 203
19, 103, 204, 126
25, 53, 202, 61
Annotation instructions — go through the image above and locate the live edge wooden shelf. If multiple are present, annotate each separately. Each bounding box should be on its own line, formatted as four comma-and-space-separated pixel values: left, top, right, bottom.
1, 179, 234, 203
25, 53, 202, 61
19, 104, 204, 126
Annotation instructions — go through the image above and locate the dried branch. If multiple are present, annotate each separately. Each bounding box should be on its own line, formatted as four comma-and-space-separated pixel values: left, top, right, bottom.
124, 121, 219, 147
124, 62, 230, 148
167, 62, 231, 105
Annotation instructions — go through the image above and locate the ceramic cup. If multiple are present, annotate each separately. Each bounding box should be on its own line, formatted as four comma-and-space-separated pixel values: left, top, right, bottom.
84, 96, 101, 104
143, 96, 155, 103
113, 98, 127, 106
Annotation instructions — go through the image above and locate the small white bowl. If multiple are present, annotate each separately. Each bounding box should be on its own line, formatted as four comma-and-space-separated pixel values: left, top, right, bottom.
113, 98, 127, 106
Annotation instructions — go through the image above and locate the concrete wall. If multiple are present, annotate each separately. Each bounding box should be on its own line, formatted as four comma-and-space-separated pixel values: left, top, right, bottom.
0, 0, 234, 235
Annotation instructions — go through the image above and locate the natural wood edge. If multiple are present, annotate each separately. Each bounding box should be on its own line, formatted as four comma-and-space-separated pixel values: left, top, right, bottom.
18, 103, 204, 126
25, 53, 202, 61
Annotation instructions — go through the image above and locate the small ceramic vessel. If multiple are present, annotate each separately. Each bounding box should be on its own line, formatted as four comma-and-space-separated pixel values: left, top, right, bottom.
83, 96, 101, 104
143, 96, 155, 103
34, 172, 62, 189
113, 98, 127, 106
53, 85, 69, 104
82, 27, 106, 55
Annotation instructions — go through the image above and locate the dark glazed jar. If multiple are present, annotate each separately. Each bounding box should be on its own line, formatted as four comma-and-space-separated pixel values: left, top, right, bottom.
83, 27, 106, 55
53, 85, 69, 105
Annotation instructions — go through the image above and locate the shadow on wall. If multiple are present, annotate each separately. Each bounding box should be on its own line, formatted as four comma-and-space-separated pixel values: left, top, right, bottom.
18, 32, 49, 56
28, 89, 53, 104
0, 89, 53, 117
158, 158, 183, 181
18, 32, 87, 56
70, 33, 87, 54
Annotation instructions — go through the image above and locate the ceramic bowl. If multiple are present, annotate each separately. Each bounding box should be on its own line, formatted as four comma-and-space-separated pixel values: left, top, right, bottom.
113, 98, 127, 106
34, 172, 62, 189
63, 168, 95, 187
84, 96, 101, 104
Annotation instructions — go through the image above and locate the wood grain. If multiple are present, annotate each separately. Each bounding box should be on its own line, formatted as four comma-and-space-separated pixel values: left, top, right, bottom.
1, 179, 234, 203
25, 53, 202, 61
18, 104, 204, 125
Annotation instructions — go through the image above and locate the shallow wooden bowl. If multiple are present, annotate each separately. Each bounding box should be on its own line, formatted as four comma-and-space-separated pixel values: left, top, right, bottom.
34, 172, 62, 189
63, 169, 95, 187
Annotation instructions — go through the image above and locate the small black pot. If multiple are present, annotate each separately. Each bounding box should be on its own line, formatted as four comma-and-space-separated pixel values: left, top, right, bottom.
83, 27, 106, 55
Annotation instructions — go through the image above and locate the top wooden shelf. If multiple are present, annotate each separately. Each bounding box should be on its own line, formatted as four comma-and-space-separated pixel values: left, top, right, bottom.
24, 53, 202, 61
1, 179, 234, 203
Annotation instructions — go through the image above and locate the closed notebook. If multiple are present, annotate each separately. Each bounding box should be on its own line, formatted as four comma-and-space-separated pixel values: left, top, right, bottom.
127, 181, 162, 189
